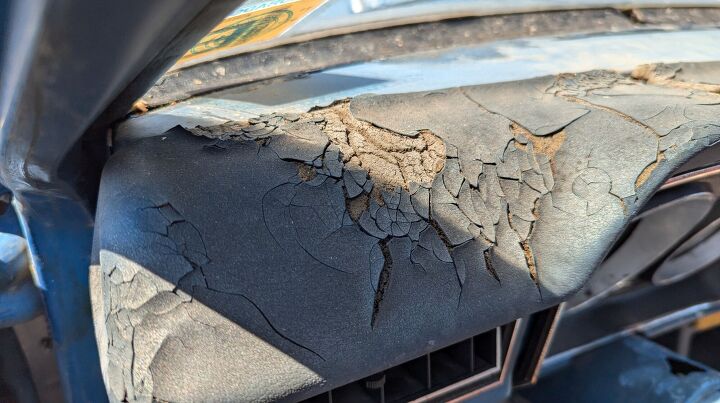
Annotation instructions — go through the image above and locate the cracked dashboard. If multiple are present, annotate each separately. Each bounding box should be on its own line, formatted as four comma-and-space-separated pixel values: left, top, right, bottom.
90, 61, 720, 402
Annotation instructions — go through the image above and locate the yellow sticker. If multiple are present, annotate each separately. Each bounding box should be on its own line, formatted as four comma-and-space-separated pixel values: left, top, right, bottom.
180, 0, 326, 64
696, 310, 720, 332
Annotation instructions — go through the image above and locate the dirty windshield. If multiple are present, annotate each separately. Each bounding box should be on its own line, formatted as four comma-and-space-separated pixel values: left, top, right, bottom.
175, 0, 715, 70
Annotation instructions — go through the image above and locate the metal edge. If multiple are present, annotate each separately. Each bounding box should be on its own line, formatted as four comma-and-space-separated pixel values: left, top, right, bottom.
660, 164, 720, 190
527, 305, 563, 385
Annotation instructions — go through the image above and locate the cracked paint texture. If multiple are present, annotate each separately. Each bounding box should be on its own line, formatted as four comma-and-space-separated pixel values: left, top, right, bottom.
94, 63, 720, 402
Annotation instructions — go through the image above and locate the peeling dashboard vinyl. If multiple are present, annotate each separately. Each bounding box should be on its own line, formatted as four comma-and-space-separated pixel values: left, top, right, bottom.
92, 63, 720, 402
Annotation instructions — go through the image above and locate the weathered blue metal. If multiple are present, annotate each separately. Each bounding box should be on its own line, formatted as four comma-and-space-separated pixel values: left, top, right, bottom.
0, 280, 41, 327
13, 196, 107, 401
0, 1, 240, 400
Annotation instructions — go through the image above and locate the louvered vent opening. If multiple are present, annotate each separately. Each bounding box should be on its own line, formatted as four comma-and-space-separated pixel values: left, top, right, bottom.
303, 322, 515, 403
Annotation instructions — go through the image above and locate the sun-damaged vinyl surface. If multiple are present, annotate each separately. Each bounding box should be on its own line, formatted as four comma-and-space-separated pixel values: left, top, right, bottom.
92, 62, 720, 402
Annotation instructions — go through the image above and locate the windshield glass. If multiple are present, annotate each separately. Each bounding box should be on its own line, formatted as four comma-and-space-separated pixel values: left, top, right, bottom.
174, 0, 717, 70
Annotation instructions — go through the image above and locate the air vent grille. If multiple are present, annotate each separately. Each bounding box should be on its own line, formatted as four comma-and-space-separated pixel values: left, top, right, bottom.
303, 323, 515, 403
